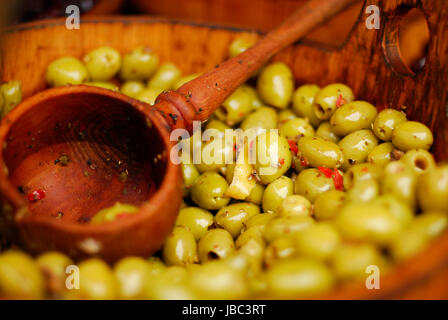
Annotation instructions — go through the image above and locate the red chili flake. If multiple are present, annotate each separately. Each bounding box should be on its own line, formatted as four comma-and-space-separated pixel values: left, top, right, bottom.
335, 94, 346, 107
116, 213, 132, 220
233, 142, 237, 152
288, 140, 298, 155
361, 167, 369, 173
279, 158, 285, 166
28, 189, 45, 203
238, 112, 244, 117
332, 169, 344, 190
318, 166, 333, 178
300, 158, 309, 167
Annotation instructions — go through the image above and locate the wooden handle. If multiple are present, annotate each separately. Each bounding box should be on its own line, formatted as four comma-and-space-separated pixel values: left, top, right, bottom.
154, 0, 358, 132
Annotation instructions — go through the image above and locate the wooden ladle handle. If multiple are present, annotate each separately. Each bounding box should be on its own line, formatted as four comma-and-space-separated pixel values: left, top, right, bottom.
153, 0, 358, 132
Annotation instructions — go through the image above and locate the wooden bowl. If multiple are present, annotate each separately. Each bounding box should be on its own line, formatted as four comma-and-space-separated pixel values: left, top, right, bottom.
0, 0, 447, 298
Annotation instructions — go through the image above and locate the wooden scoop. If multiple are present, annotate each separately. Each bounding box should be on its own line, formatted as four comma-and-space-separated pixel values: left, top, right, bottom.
0, 0, 357, 261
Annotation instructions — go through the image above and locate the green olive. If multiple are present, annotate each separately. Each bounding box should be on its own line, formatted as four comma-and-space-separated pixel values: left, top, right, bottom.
215, 86, 253, 126
373, 194, 414, 227
197, 229, 235, 263
147, 63, 181, 90
228, 37, 255, 57
205, 118, 232, 134
257, 62, 294, 109
191, 172, 230, 210
174, 73, 200, 90
240, 107, 278, 135
176, 207, 214, 241
146, 256, 166, 275
265, 258, 334, 298
114, 256, 151, 299
83, 47, 121, 81
343, 162, 382, 190
277, 109, 296, 124
381, 161, 417, 208
83, 81, 119, 91
316, 121, 340, 143
77, 258, 117, 300
335, 202, 402, 245
345, 179, 379, 203
313, 189, 345, 220
189, 261, 249, 299
136, 87, 163, 105
292, 84, 322, 127
294, 168, 336, 202
120, 46, 159, 81
236, 225, 265, 249
331, 243, 386, 281
195, 137, 234, 173
389, 227, 429, 262
36, 251, 73, 296
263, 216, 314, 243
313, 83, 354, 120
0, 250, 45, 299
330, 101, 377, 136
392, 121, 433, 151
45, 57, 89, 87
181, 162, 199, 196
277, 195, 312, 217
262, 176, 293, 213
417, 165, 448, 212
120, 80, 145, 98
338, 129, 378, 170
264, 236, 296, 268
243, 213, 277, 231
367, 142, 395, 167
412, 211, 448, 239
215, 202, 260, 238
145, 269, 196, 300
254, 131, 292, 184
245, 183, 265, 205
90, 202, 139, 224
240, 84, 264, 109
294, 222, 341, 261
162, 226, 198, 266
0, 80, 22, 117
279, 117, 315, 140
298, 136, 344, 169
401, 149, 436, 175
372, 108, 407, 141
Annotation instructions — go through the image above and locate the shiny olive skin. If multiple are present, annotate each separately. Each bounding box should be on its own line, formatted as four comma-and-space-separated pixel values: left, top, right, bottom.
84, 81, 119, 91
245, 183, 265, 205
367, 142, 394, 167
83, 47, 121, 81
36, 251, 73, 296
189, 261, 249, 299
294, 223, 341, 261
392, 121, 433, 151
174, 73, 200, 90
294, 168, 336, 202
147, 63, 181, 90
0, 80, 22, 117
77, 259, 117, 300
372, 108, 406, 141
262, 176, 293, 213
241, 84, 264, 109
0, 250, 45, 299
278, 194, 312, 217
162, 226, 198, 266
345, 179, 379, 203
244, 213, 277, 231
373, 194, 414, 227
412, 211, 448, 238
263, 216, 314, 243
181, 162, 199, 196
277, 109, 296, 124
279, 117, 315, 140
343, 162, 382, 190
216, 87, 253, 126
417, 165, 448, 212
400, 149, 435, 175
265, 258, 333, 298
292, 84, 322, 127
330, 101, 377, 136
114, 257, 152, 299
90, 202, 139, 224
45, 57, 89, 87
236, 225, 265, 249
298, 136, 344, 169
228, 37, 255, 57
215, 203, 260, 238
205, 118, 231, 134
313, 83, 354, 120
136, 87, 163, 105
336, 202, 402, 245
257, 62, 294, 109
313, 189, 345, 220
195, 137, 233, 173
120, 80, 145, 98
176, 207, 214, 241
389, 227, 429, 262
331, 243, 385, 280
381, 161, 417, 208
198, 229, 235, 263
254, 131, 292, 184
264, 236, 296, 268
338, 129, 378, 170
316, 121, 340, 144
146, 257, 166, 275
145, 268, 196, 300
191, 172, 230, 210
240, 107, 278, 135
120, 46, 159, 81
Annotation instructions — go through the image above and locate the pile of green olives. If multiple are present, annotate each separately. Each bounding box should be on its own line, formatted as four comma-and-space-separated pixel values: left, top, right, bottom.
1, 38, 448, 300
